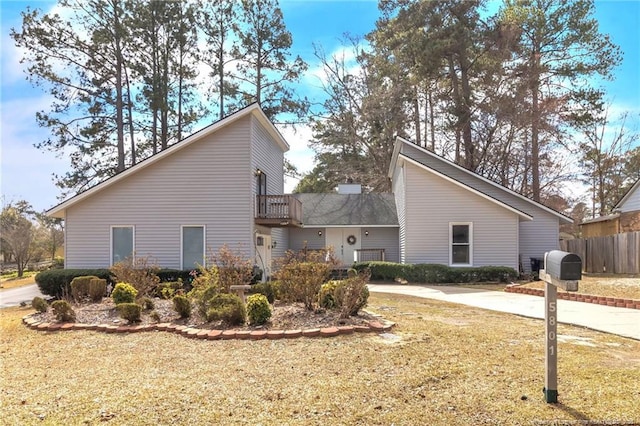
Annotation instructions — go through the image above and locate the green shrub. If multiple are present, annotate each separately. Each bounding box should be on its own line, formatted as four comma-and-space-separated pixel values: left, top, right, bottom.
31, 296, 48, 313
117, 303, 142, 323
249, 282, 275, 303
70, 275, 98, 301
318, 281, 340, 309
88, 278, 106, 302
140, 297, 155, 310
35, 269, 113, 298
51, 300, 76, 322
246, 294, 271, 325
353, 262, 517, 284
154, 281, 183, 299
111, 283, 138, 304
204, 293, 246, 325
275, 250, 332, 310
172, 295, 192, 319
51, 257, 64, 269
149, 311, 161, 322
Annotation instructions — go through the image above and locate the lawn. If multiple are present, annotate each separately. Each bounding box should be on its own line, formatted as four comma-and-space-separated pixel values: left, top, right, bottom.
0, 273, 36, 290
521, 275, 640, 300
1, 293, 638, 425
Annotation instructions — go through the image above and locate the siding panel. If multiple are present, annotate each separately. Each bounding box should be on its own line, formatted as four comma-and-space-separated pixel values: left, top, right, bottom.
403, 162, 519, 269
66, 116, 255, 269
360, 227, 399, 263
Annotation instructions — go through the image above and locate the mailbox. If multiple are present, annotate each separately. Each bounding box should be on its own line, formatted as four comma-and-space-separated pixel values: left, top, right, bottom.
544, 250, 582, 281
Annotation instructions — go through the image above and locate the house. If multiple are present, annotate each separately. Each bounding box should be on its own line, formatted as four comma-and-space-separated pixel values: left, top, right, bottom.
48, 105, 570, 277
580, 178, 640, 237
47, 103, 300, 278
288, 185, 400, 264
388, 137, 573, 273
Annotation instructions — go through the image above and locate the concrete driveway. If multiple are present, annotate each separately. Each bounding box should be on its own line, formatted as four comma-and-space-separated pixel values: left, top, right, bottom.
368, 284, 640, 341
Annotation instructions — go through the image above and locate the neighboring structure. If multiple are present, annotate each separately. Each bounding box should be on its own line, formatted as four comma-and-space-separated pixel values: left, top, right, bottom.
47, 104, 300, 278
48, 106, 570, 276
388, 137, 573, 273
580, 179, 640, 237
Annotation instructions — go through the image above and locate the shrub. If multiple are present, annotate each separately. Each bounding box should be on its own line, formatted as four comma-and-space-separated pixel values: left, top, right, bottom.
204, 293, 246, 325
51, 300, 76, 322
117, 303, 142, 323
203, 245, 254, 293
35, 269, 113, 298
353, 262, 518, 284
110, 256, 161, 298
249, 282, 275, 304
274, 250, 332, 310
172, 295, 192, 319
32, 296, 48, 313
88, 278, 107, 302
149, 311, 161, 322
111, 283, 138, 305
246, 294, 271, 325
154, 281, 184, 299
70, 275, 97, 301
318, 281, 340, 309
140, 297, 155, 310
334, 270, 370, 318
51, 257, 64, 269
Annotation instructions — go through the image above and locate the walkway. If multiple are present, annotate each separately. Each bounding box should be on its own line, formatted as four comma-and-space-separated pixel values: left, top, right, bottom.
0, 284, 45, 309
368, 284, 640, 341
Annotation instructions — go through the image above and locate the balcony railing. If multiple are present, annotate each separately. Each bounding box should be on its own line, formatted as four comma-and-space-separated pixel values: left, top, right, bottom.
354, 249, 386, 262
255, 195, 303, 227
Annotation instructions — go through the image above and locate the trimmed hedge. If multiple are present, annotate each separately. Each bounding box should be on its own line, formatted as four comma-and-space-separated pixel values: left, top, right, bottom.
35, 268, 197, 298
353, 262, 517, 284
36, 269, 114, 298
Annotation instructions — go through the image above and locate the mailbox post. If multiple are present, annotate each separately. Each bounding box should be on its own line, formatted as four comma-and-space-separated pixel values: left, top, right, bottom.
538, 250, 581, 403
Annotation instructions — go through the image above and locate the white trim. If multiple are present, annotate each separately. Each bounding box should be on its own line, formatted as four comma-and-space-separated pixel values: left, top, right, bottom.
402, 154, 533, 221
613, 178, 640, 210
394, 137, 572, 223
449, 222, 473, 267
110, 225, 135, 266
180, 225, 206, 270
47, 104, 288, 219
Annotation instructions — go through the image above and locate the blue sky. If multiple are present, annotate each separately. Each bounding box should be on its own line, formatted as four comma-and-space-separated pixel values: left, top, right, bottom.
1, 0, 639, 212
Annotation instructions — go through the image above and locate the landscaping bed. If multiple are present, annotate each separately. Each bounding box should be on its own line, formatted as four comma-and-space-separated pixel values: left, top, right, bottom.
519, 275, 640, 300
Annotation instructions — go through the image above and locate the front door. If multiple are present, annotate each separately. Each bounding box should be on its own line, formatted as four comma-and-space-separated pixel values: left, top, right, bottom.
255, 234, 272, 281
325, 228, 361, 266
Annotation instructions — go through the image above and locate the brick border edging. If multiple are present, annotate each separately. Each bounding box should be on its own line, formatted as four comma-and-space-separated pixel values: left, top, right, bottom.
21, 315, 395, 340
505, 285, 640, 310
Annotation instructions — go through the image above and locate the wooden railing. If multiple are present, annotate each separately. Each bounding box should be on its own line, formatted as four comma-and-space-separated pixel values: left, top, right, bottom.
255, 195, 303, 227
354, 249, 386, 262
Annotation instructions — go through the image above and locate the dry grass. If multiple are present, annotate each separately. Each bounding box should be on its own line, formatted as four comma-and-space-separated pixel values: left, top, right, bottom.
0, 275, 36, 290
523, 275, 640, 300
1, 293, 639, 426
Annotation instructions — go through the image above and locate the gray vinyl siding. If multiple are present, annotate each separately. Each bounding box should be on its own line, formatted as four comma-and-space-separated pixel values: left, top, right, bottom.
393, 163, 407, 263
620, 187, 640, 212
288, 228, 326, 251
360, 227, 399, 263
403, 162, 519, 269
65, 116, 254, 269
401, 144, 560, 272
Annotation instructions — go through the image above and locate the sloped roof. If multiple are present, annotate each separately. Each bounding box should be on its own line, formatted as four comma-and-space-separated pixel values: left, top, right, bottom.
294, 193, 399, 227
389, 137, 573, 224
580, 213, 620, 225
47, 103, 286, 218
614, 178, 640, 210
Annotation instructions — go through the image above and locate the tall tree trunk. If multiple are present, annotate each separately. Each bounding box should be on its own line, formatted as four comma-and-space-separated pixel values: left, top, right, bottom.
114, 0, 125, 172
428, 84, 435, 151
413, 91, 421, 146
530, 43, 541, 201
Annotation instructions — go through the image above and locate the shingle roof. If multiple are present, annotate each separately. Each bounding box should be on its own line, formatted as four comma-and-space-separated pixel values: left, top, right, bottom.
294, 193, 399, 226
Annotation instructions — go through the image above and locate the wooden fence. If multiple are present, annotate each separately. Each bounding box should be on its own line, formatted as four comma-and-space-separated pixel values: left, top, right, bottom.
560, 231, 640, 274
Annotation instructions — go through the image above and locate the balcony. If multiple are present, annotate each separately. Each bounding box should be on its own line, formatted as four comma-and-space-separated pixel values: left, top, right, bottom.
255, 195, 303, 228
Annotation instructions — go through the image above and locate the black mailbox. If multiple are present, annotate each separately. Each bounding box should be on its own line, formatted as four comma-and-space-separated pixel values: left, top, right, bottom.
544, 250, 582, 281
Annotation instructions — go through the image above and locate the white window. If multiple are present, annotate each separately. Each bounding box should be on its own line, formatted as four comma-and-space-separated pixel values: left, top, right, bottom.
111, 226, 134, 265
450, 222, 472, 266
182, 226, 205, 270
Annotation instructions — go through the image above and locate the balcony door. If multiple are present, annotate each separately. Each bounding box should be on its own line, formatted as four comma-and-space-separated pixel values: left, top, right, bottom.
256, 170, 267, 216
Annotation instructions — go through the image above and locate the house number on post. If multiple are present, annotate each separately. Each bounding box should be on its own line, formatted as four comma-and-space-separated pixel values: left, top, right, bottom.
539, 250, 581, 404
